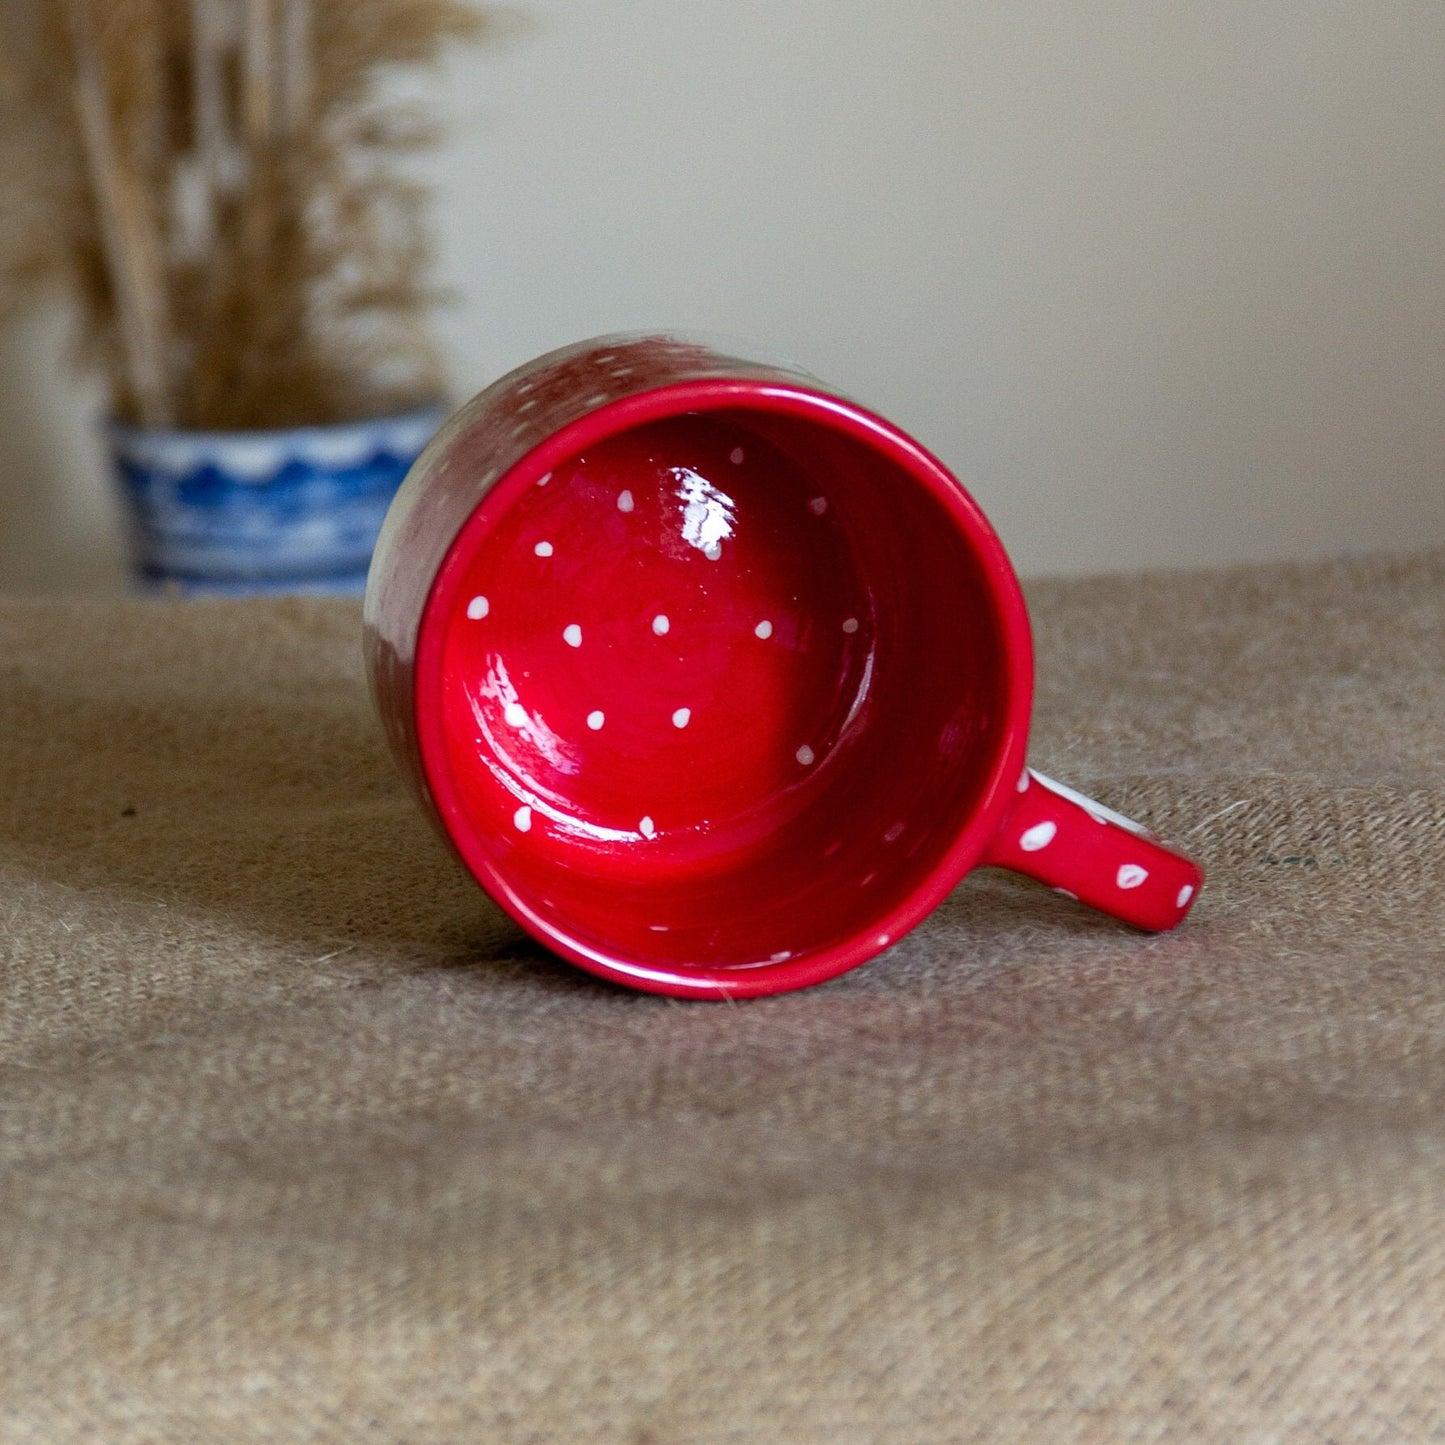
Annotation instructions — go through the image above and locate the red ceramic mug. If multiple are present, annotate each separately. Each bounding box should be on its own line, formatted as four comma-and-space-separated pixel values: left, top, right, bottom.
364, 333, 1204, 998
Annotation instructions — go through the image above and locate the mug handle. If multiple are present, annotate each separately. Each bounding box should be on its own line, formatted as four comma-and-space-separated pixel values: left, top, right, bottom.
981, 769, 1204, 930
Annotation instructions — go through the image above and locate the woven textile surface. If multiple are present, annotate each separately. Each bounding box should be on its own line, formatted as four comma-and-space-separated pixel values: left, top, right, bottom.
1, 549, 1442, 1441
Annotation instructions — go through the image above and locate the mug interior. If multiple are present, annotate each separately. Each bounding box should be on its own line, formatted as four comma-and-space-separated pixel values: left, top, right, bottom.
419, 387, 1024, 990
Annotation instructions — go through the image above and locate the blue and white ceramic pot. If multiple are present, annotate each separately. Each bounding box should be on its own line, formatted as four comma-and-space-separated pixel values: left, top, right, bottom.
107, 405, 448, 595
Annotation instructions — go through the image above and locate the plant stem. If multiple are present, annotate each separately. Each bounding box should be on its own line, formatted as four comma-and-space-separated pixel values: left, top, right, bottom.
243, 0, 276, 152
65, 0, 172, 426
280, 0, 312, 137
190, 0, 226, 249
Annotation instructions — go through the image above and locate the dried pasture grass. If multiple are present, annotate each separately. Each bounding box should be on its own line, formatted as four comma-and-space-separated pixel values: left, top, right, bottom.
0, 0, 490, 430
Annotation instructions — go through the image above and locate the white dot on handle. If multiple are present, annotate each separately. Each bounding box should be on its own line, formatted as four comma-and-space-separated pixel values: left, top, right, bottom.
770, 950, 791, 962
504, 702, 527, 728
617, 489, 634, 512
536, 471, 551, 487
466, 595, 489, 620
1018, 768, 1030, 792
842, 617, 859, 634
730, 447, 745, 465
587, 710, 604, 730
754, 620, 773, 639
1177, 883, 1195, 907
809, 497, 828, 515
1117, 863, 1149, 889
534, 540, 553, 557
876, 934, 890, 947
1019, 821, 1057, 851
652, 614, 670, 636
672, 707, 691, 728
639, 816, 656, 839
563, 623, 583, 648
513, 805, 532, 832
796, 745, 815, 766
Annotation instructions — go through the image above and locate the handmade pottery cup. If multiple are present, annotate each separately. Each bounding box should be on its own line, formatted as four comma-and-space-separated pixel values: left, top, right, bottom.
364, 333, 1204, 998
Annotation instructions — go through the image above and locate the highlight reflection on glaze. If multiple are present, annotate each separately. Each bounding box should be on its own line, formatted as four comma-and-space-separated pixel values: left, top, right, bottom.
672, 467, 735, 559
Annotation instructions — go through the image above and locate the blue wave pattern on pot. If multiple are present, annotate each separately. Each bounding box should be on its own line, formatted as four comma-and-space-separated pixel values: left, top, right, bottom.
109, 405, 449, 595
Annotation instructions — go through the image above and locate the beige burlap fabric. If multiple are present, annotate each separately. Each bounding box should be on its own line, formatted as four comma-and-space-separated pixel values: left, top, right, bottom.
1, 548, 1442, 1441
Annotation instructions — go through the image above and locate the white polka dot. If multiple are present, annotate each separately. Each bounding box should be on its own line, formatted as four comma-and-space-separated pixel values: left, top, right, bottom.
595, 353, 616, 364
563, 623, 582, 648
876, 934, 890, 947
1020, 821, 1057, 852
534, 540, 553, 556
754, 620, 773, 639
617, 489, 634, 512
730, 447, 745, 465
518, 398, 538, 412
504, 702, 527, 728
883, 821, 905, 843
1177, 883, 1195, 907
796, 744, 815, 766
466, 595, 489, 620
513, 805, 532, 832
652, 614, 670, 636
809, 496, 828, 515
770, 950, 791, 962
536, 471, 551, 486
613, 366, 633, 378
672, 707, 691, 728
639, 816, 656, 839
649, 923, 669, 932
842, 617, 859, 634
1117, 863, 1148, 890
587, 393, 609, 407
1018, 768, 1030, 792
860, 871, 878, 887
704, 541, 722, 560
586, 710, 604, 730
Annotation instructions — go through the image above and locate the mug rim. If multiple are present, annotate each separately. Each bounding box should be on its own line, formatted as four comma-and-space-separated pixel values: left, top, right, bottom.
413, 374, 1035, 996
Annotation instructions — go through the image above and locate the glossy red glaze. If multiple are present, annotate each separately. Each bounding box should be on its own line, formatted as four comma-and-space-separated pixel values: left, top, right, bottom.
984, 769, 1205, 930
365, 334, 1204, 997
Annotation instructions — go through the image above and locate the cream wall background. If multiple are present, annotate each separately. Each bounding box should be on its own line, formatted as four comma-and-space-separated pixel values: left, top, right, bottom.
1, 0, 1441, 594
